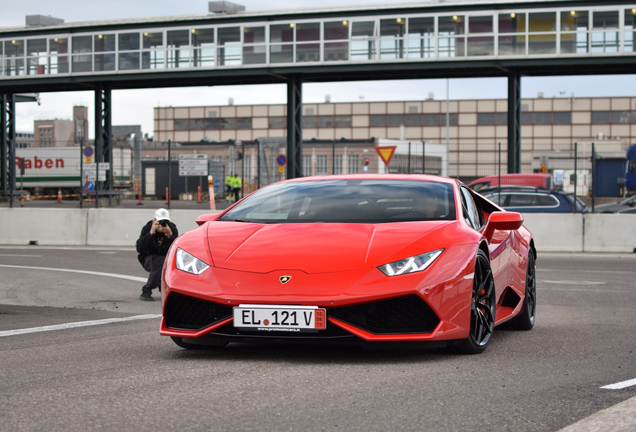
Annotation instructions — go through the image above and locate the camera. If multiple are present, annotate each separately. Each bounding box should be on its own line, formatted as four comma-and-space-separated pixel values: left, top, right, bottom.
159, 220, 168, 227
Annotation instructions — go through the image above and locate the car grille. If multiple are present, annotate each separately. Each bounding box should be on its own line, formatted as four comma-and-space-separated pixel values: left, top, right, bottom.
328, 294, 439, 334
164, 292, 233, 331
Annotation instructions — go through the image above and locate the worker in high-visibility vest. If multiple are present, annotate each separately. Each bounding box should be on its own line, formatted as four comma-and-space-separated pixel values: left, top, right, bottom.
225, 173, 233, 201
233, 174, 243, 202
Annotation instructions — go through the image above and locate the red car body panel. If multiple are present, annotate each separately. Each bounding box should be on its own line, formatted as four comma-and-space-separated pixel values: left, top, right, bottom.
160, 174, 534, 346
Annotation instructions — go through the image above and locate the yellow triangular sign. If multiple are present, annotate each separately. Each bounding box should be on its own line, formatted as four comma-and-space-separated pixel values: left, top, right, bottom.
539, 163, 548, 173
374, 146, 397, 167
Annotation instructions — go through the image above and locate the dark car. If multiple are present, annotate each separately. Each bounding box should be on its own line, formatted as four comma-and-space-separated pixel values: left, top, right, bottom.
593, 195, 636, 214
480, 186, 588, 213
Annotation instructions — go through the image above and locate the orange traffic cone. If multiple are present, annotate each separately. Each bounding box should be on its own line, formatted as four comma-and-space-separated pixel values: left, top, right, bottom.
57, 188, 63, 203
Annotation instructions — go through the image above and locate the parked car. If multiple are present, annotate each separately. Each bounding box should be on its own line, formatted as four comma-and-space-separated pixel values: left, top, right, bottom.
593, 195, 636, 214
480, 186, 588, 213
468, 174, 554, 192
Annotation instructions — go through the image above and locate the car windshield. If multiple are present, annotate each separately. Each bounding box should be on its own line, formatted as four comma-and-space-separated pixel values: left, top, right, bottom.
220, 179, 457, 223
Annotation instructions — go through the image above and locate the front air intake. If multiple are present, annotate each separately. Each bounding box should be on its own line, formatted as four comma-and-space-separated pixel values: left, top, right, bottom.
164, 292, 233, 330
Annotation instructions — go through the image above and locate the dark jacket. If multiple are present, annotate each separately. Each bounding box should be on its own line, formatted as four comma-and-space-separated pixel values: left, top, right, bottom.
136, 220, 179, 264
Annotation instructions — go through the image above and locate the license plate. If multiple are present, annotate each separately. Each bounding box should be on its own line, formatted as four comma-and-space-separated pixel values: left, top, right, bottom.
233, 305, 326, 332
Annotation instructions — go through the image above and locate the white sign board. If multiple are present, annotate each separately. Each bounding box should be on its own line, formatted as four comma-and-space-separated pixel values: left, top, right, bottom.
77, 162, 109, 181
179, 154, 209, 177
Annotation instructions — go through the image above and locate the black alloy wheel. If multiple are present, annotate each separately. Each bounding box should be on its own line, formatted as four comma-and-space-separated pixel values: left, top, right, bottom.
449, 249, 496, 354
510, 251, 537, 330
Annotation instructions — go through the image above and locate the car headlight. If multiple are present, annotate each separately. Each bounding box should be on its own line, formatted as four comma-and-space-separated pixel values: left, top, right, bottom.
378, 249, 443, 277
175, 248, 210, 275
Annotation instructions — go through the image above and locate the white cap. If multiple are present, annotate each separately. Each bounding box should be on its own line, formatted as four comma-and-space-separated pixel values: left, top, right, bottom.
154, 208, 170, 221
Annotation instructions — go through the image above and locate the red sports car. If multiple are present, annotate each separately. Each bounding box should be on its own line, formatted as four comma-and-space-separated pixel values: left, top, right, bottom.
160, 175, 536, 354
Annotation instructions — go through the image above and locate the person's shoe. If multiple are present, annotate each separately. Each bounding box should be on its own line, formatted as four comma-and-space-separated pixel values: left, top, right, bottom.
157, 285, 161, 293
139, 292, 154, 301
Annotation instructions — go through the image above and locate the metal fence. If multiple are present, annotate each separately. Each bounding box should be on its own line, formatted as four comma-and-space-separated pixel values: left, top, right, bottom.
1, 138, 630, 213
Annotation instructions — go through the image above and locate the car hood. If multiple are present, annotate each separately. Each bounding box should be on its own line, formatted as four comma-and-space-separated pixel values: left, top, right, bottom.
205, 221, 454, 274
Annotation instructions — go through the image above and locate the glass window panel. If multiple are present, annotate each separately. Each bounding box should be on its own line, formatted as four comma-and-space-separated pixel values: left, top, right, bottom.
467, 36, 494, 56
496, 113, 508, 125
352, 21, 375, 37
324, 21, 349, 40
303, 155, 312, 177
192, 28, 214, 46
218, 27, 240, 45
528, 34, 556, 54
380, 18, 406, 37
244, 26, 264, 43
190, 119, 204, 130
5, 40, 24, 57
632, 112, 636, 123
404, 114, 422, 126
142, 32, 163, 49
174, 119, 189, 130
387, 114, 403, 127
142, 50, 164, 69
118, 52, 139, 70
49, 38, 68, 54
26, 56, 46, 75
237, 118, 252, 129
624, 9, 636, 52
498, 35, 526, 55
72, 36, 92, 53
304, 116, 318, 128
521, 112, 533, 124
119, 33, 140, 51
498, 13, 526, 33
221, 118, 236, 129
407, 37, 434, 58
72, 55, 92, 72
316, 155, 327, 174
94, 34, 116, 52
438, 37, 465, 57
95, 54, 115, 71
561, 11, 589, 31
27, 39, 46, 56
319, 116, 334, 128
561, 32, 588, 54
591, 30, 619, 53
168, 30, 189, 48
534, 112, 552, 124
423, 114, 440, 126
192, 28, 215, 67
612, 111, 630, 123
593, 11, 619, 29
324, 42, 348, 61
270, 44, 293, 63
469, 16, 493, 33
351, 40, 375, 60
370, 115, 386, 127
408, 17, 434, 37
334, 154, 343, 175
271, 24, 294, 43
296, 23, 320, 42
448, 113, 458, 126
348, 154, 359, 174
205, 118, 220, 129
243, 45, 265, 64
553, 112, 571, 124
49, 55, 69, 74
269, 117, 286, 128
529, 12, 556, 32
478, 113, 495, 125
439, 16, 465, 36
335, 116, 352, 127
296, 43, 320, 62
217, 27, 241, 65
380, 39, 405, 59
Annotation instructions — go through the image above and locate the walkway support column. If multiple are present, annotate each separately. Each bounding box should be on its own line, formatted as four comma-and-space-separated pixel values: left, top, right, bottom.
286, 75, 303, 179
1, 94, 15, 197
94, 85, 113, 192
507, 69, 521, 174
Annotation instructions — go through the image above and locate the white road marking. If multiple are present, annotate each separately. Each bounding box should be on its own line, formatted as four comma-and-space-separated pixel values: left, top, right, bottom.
542, 280, 606, 285
601, 377, 636, 390
0, 264, 147, 283
0, 254, 42, 257
0, 314, 162, 338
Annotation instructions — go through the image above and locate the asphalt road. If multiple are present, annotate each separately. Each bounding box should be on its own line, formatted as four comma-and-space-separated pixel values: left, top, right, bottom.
0, 247, 635, 432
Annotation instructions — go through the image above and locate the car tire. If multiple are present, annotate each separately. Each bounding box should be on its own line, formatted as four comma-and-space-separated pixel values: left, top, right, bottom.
170, 336, 227, 350
509, 251, 537, 331
449, 249, 496, 355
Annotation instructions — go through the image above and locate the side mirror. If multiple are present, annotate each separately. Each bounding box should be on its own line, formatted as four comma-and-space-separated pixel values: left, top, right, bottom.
195, 213, 220, 226
483, 211, 524, 242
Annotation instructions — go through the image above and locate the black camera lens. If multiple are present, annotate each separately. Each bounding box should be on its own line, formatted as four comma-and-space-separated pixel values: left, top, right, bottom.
160, 220, 168, 227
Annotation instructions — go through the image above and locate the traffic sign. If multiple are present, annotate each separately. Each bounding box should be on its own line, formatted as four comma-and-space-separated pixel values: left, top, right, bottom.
83, 146, 94, 157
179, 154, 209, 176
374, 146, 397, 167
277, 154, 287, 166
85, 181, 94, 191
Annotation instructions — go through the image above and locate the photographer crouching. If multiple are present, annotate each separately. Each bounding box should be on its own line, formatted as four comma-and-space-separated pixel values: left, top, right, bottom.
136, 208, 178, 301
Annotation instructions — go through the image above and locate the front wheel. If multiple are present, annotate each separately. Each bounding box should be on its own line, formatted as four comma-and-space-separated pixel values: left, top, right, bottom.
509, 251, 536, 330
449, 249, 496, 355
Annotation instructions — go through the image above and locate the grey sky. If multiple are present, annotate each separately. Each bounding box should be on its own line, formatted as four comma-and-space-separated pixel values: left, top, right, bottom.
4, 1, 636, 138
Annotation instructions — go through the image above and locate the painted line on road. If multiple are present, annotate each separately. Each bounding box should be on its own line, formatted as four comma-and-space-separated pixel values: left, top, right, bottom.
0, 264, 147, 283
0, 254, 42, 257
0, 314, 162, 338
601, 377, 636, 390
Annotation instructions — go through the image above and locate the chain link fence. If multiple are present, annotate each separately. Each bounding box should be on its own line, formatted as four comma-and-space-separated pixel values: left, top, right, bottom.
1, 138, 630, 213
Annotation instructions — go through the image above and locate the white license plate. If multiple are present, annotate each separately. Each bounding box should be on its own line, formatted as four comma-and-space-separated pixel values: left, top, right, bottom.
233, 305, 326, 332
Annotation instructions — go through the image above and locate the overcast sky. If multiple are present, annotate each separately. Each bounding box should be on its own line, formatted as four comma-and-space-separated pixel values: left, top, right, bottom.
4, 0, 636, 138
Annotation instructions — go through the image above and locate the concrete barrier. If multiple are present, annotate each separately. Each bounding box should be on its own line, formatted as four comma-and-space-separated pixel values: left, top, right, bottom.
0, 208, 633, 252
